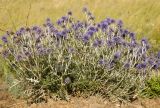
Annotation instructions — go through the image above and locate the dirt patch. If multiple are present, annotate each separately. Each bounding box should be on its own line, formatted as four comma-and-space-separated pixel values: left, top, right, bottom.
2, 97, 160, 108
0, 83, 16, 108
1, 83, 160, 108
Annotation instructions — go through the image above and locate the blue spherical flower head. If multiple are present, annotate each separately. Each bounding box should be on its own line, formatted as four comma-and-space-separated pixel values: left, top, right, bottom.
86, 31, 94, 37
113, 51, 121, 60
123, 30, 128, 35
32, 26, 39, 31
97, 23, 101, 28
136, 64, 141, 69
141, 39, 150, 51
77, 22, 83, 28
99, 58, 106, 65
110, 19, 115, 23
47, 22, 54, 28
136, 63, 147, 70
121, 41, 127, 47
93, 39, 103, 47
72, 21, 83, 31
129, 32, 136, 40
100, 21, 108, 31
119, 29, 125, 38
106, 17, 111, 24
106, 40, 114, 47
147, 58, 154, 66
19, 27, 26, 34
119, 29, 127, 39
15, 54, 23, 61
61, 30, 68, 39
88, 26, 97, 32
93, 40, 98, 47
45, 18, 54, 28
2, 50, 9, 58
124, 62, 130, 69
82, 34, 90, 43
57, 19, 63, 26
35, 29, 42, 35
32, 26, 42, 35
16, 30, 22, 36
141, 38, 148, 46
117, 19, 123, 28
61, 16, 68, 21
113, 37, 122, 44
51, 28, 58, 34
141, 63, 147, 69
55, 32, 63, 39
1, 36, 8, 43
129, 39, 137, 47
97, 39, 103, 46
46, 18, 51, 22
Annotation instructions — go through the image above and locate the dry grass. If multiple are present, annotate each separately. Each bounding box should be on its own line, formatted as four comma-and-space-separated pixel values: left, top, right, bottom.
0, 0, 160, 42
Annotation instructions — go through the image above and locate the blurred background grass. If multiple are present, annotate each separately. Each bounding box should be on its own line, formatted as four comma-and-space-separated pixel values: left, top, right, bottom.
0, 0, 160, 44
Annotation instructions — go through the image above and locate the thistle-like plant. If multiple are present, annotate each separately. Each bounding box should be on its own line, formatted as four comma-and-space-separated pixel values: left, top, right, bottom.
1, 7, 160, 103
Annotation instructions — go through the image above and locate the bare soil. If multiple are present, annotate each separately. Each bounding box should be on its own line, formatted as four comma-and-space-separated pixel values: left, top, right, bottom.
1, 83, 160, 108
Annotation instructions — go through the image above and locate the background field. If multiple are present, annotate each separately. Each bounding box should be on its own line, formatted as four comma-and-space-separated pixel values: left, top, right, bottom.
0, 0, 160, 46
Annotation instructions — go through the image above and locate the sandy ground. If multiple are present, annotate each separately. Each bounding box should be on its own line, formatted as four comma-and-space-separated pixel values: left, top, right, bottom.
1, 83, 160, 108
